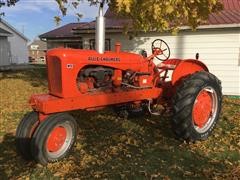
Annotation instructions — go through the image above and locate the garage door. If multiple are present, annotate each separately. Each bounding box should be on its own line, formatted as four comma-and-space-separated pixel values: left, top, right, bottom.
0, 37, 11, 66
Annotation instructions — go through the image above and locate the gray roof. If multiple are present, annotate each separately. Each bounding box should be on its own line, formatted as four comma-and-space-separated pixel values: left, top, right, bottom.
40, 0, 240, 39
0, 18, 29, 41
39, 23, 85, 39
0, 27, 12, 37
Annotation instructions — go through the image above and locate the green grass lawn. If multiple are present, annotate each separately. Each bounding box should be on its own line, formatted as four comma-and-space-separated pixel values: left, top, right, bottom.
0, 66, 239, 179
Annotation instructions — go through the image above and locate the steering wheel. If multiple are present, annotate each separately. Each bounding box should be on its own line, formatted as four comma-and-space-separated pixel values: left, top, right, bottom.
152, 39, 170, 61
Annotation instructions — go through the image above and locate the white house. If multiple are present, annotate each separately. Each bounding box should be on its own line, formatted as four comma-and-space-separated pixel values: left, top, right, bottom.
0, 18, 29, 66
40, 0, 240, 96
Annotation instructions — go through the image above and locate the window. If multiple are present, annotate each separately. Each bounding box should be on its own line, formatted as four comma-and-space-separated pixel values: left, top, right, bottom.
89, 39, 111, 51
64, 42, 83, 49
31, 45, 39, 50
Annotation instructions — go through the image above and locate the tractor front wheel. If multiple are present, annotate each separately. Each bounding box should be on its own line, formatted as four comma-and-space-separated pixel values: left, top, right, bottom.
172, 71, 222, 141
16, 111, 39, 160
31, 113, 77, 165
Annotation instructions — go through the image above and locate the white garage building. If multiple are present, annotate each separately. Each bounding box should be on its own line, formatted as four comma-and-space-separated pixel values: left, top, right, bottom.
0, 18, 29, 66
40, 0, 240, 95
115, 28, 240, 96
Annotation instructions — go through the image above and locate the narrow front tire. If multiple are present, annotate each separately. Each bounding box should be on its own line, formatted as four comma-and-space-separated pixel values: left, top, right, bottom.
31, 113, 77, 165
16, 111, 39, 160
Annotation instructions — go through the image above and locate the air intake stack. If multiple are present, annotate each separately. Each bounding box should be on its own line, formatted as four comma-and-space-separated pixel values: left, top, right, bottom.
95, 1, 105, 54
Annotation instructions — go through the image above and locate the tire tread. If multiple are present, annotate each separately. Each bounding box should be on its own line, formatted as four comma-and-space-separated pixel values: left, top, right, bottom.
172, 71, 222, 141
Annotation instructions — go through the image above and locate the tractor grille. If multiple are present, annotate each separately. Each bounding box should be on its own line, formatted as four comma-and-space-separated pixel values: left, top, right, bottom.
47, 56, 62, 96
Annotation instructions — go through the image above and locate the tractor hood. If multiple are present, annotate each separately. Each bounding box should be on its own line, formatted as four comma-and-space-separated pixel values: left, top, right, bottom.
47, 48, 146, 71
46, 48, 148, 98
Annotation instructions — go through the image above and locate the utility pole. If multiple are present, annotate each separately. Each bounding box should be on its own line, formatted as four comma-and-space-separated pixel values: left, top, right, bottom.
22, 25, 25, 34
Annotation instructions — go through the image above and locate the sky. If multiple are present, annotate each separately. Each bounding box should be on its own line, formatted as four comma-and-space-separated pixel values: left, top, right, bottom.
1, 0, 107, 41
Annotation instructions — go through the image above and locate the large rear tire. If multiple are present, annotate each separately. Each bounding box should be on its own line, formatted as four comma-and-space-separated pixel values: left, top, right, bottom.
31, 113, 78, 165
16, 111, 39, 160
172, 71, 222, 141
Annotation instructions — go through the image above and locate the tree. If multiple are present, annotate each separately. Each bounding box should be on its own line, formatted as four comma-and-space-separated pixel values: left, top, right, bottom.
55, 0, 223, 32
0, 0, 223, 32
0, 0, 17, 7
0, 0, 18, 17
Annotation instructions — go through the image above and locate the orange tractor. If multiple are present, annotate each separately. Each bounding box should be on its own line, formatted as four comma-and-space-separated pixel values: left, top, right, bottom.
16, 2, 222, 165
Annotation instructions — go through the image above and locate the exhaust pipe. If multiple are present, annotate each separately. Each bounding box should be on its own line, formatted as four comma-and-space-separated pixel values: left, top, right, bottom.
95, 1, 105, 54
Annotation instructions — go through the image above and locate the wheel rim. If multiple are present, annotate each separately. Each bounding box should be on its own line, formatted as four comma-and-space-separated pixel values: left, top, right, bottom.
192, 86, 218, 133
46, 122, 73, 159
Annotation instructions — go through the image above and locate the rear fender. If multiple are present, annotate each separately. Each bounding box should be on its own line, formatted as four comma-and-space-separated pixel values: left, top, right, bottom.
172, 59, 209, 86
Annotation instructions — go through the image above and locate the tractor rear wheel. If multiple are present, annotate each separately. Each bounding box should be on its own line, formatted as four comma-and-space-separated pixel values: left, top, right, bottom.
16, 111, 39, 160
31, 113, 77, 165
172, 71, 222, 141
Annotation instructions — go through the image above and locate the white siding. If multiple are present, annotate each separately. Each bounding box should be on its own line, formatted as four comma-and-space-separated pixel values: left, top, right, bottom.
104, 29, 240, 96
0, 23, 28, 64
